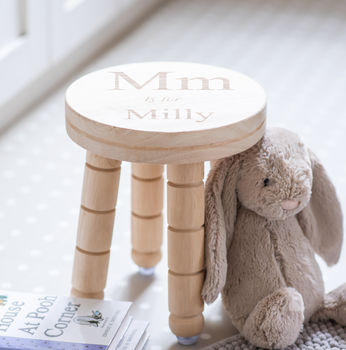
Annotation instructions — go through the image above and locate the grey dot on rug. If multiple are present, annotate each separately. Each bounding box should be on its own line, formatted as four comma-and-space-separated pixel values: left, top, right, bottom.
202, 321, 346, 350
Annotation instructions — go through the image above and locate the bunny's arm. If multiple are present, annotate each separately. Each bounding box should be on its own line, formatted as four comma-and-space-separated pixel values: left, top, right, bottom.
202, 157, 238, 304
297, 150, 343, 266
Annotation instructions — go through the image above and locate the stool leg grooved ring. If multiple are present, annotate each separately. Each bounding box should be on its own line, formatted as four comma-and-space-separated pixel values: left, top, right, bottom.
71, 152, 121, 299
167, 162, 205, 344
131, 163, 164, 275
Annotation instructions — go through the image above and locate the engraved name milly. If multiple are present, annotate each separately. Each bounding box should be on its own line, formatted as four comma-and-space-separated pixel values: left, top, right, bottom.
110, 71, 233, 123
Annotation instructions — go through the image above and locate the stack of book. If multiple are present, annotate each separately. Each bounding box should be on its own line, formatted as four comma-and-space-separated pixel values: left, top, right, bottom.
0, 290, 149, 350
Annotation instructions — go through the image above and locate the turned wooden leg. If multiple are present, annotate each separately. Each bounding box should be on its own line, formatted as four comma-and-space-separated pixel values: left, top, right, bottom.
131, 163, 164, 275
167, 162, 205, 345
71, 152, 121, 299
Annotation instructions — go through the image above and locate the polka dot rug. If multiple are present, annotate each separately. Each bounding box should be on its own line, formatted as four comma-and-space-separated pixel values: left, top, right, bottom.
1, 0, 346, 348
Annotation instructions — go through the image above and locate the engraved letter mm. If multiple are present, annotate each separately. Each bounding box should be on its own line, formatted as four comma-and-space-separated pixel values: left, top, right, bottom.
178, 77, 231, 90
110, 72, 170, 90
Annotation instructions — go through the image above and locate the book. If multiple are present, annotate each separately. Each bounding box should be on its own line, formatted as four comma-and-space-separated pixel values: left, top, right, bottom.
136, 331, 149, 350
111, 315, 133, 348
113, 320, 149, 350
0, 290, 147, 350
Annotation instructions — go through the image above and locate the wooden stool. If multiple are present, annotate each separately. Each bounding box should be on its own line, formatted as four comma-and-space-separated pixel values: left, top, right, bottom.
65, 62, 266, 345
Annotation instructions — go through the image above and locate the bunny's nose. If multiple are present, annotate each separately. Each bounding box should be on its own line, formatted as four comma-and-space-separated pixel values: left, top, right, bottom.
280, 200, 299, 210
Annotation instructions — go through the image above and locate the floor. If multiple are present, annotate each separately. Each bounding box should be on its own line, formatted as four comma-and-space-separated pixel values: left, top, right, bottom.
1, 0, 346, 349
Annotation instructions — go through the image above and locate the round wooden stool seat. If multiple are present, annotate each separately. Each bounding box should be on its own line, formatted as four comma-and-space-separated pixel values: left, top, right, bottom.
65, 62, 266, 164
65, 62, 266, 345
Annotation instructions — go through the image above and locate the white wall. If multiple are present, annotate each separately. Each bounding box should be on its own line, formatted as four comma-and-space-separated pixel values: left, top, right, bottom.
0, 0, 165, 131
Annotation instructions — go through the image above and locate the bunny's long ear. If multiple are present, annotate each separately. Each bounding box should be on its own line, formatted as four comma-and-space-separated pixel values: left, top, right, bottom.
297, 150, 343, 266
202, 156, 240, 304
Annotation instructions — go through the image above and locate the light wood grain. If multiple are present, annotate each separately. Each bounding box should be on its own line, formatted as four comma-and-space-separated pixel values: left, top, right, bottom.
169, 314, 204, 339
167, 184, 204, 230
72, 247, 110, 294
65, 62, 266, 164
71, 152, 121, 298
132, 213, 163, 253
168, 227, 204, 274
81, 164, 120, 211
77, 207, 115, 252
131, 250, 162, 269
167, 162, 205, 338
131, 173, 163, 216
167, 162, 204, 184
86, 152, 120, 168
132, 162, 164, 178
71, 288, 104, 300
131, 163, 164, 268
65, 62, 267, 339
168, 272, 205, 316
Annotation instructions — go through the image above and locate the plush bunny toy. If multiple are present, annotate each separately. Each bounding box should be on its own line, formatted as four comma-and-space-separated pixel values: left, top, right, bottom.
202, 127, 346, 349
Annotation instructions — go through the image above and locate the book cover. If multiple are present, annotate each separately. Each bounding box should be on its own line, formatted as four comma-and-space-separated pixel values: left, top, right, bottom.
0, 290, 131, 350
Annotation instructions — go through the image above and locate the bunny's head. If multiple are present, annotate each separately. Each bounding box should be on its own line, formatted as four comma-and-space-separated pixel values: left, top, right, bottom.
202, 127, 343, 304
234, 128, 312, 220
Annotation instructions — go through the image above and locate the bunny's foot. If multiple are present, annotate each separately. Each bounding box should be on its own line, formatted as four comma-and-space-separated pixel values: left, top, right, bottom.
312, 282, 346, 325
242, 287, 304, 349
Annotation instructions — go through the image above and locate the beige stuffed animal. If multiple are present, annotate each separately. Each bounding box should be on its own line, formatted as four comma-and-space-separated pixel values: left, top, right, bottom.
202, 127, 345, 349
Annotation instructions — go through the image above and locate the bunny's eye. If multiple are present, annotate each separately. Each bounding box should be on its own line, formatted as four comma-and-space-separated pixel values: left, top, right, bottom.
263, 178, 270, 187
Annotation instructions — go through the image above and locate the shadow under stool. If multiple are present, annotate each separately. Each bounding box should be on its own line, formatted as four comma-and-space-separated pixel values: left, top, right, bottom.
64, 62, 266, 345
